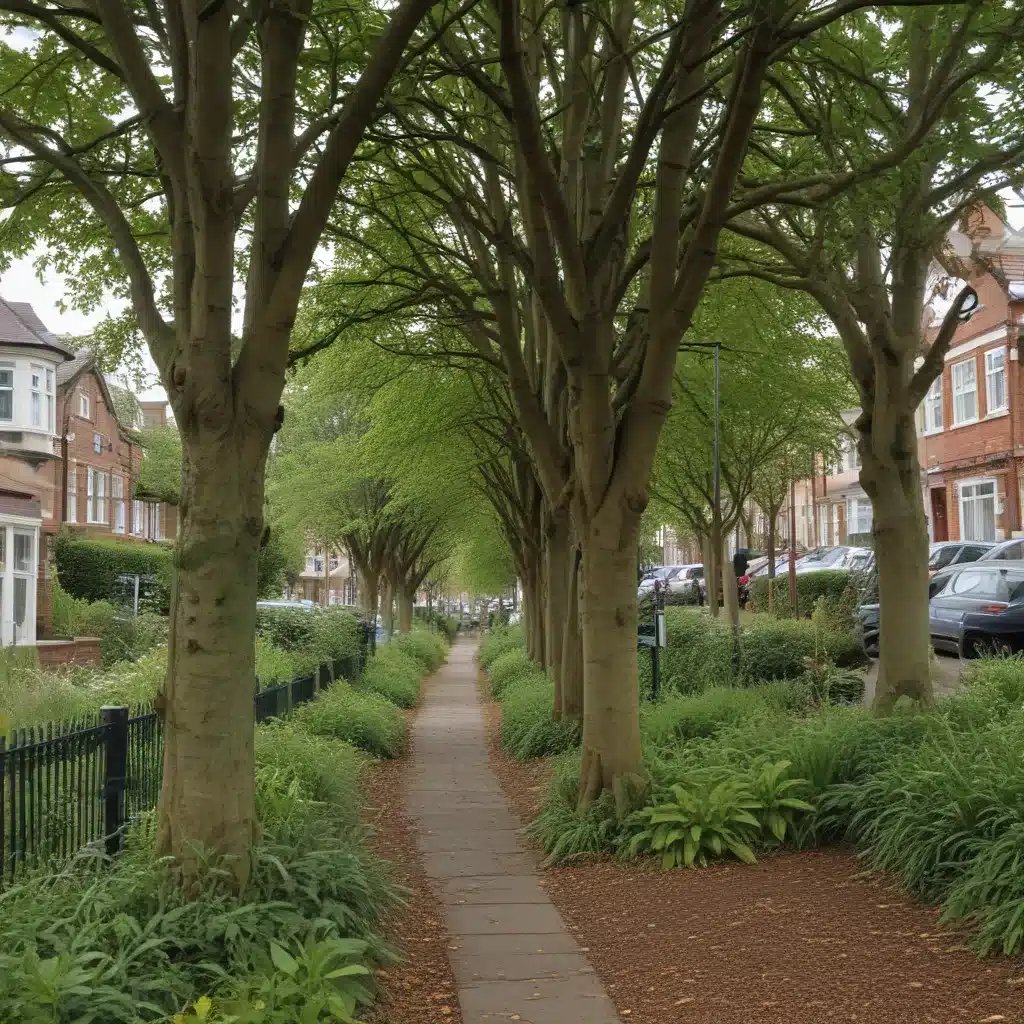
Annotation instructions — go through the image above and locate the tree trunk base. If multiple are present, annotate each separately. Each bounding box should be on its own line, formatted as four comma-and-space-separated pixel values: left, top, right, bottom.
577, 745, 647, 815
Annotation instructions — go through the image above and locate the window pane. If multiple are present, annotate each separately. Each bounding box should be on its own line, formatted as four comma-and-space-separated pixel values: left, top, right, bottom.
13, 577, 27, 643
31, 391, 40, 426
14, 532, 32, 573
0, 529, 7, 571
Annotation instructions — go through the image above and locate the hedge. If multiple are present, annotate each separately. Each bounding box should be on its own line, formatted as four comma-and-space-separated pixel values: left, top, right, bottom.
639, 607, 864, 696
748, 569, 853, 617
54, 532, 173, 611
255, 606, 365, 666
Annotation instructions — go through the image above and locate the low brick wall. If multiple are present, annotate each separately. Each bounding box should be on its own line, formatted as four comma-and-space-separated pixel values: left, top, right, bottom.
35, 637, 102, 669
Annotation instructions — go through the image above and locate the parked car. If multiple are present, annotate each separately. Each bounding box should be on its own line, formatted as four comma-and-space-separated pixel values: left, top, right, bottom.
856, 602, 880, 657
747, 555, 792, 579
842, 547, 875, 573
929, 561, 1024, 657
638, 565, 683, 598
668, 564, 703, 596
928, 540, 994, 579
929, 537, 1021, 596
796, 546, 852, 574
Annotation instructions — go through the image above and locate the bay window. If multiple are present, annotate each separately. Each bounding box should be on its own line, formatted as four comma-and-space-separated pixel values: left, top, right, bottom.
132, 499, 144, 536
0, 520, 40, 645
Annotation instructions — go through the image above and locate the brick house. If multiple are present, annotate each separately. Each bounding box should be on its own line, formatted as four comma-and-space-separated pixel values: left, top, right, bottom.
917, 207, 1024, 544
0, 295, 178, 644
55, 353, 176, 546
291, 545, 358, 605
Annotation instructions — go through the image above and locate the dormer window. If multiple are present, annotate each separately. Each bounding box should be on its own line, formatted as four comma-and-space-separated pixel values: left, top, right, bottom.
79, 390, 90, 419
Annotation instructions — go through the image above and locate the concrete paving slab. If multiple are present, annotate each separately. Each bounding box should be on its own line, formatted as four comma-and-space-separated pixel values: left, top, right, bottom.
407, 639, 619, 1024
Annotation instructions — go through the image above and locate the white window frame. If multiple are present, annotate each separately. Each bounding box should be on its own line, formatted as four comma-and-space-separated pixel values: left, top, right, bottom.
45, 368, 54, 433
958, 477, 997, 543
29, 364, 43, 428
132, 499, 144, 537
918, 375, 943, 435
79, 390, 90, 419
0, 517, 40, 646
66, 465, 77, 524
0, 363, 14, 423
951, 357, 978, 426
112, 474, 125, 534
841, 434, 861, 473
87, 467, 108, 524
985, 347, 1008, 416
847, 494, 873, 536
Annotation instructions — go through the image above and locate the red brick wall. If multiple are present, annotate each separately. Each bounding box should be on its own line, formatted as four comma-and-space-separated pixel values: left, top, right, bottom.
36, 637, 102, 669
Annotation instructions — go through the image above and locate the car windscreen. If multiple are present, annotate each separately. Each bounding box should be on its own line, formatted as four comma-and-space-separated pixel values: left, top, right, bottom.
928, 546, 957, 570
817, 548, 846, 566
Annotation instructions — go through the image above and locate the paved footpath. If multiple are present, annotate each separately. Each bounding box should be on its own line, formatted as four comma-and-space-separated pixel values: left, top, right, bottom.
407, 639, 619, 1024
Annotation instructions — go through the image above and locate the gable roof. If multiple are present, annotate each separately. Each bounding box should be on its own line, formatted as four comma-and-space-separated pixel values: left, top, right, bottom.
0, 298, 74, 358
56, 352, 139, 440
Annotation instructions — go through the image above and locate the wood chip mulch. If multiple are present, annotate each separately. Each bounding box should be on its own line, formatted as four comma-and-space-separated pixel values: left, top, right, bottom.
479, 674, 1024, 1024
362, 710, 462, 1024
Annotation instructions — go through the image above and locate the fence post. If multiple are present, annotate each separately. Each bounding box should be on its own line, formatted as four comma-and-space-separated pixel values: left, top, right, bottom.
101, 706, 129, 857
285, 678, 293, 715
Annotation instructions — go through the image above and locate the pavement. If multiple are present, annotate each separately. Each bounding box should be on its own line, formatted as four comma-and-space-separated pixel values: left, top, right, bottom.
407, 639, 619, 1024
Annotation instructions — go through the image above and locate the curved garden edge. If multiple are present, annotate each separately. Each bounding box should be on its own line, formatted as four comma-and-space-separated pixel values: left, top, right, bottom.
477, 660, 1024, 1024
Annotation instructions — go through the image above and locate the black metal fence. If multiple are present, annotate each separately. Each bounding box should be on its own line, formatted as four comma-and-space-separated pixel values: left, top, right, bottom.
0, 635, 371, 884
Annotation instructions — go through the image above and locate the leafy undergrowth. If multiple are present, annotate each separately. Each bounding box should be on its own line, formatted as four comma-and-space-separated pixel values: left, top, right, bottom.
0, 724, 398, 1023
0, 626, 449, 1021
526, 655, 1024, 957
292, 683, 406, 758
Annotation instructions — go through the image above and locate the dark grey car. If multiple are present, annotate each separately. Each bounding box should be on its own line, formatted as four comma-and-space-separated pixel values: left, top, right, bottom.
929, 562, 1024, 655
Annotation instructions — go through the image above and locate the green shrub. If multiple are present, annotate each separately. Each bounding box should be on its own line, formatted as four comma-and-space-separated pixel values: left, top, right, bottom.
0, 717, 395, 1023
54, 532, 172, 610
292, 683, 405, 758
488, 647, 540, 699
255, 721, 367, 826
748, 569, 853, 617
358, 645, 422, 708
640, 686, 789, 748
51, 580, 168, 666
256, 607, 362, 668
645, 609, 864, 697
392, 629, 447, 672
500, 675, 580, 759
479, 624, 525, 668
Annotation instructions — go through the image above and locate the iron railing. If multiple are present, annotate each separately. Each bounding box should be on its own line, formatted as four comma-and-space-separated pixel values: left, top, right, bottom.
0, 629, 372, 883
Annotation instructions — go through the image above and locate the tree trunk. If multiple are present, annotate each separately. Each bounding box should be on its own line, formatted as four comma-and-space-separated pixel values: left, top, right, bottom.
863, 448, 933, 711
767, 513, 776, 615
398, 585, 414, 633
545, 512, 571, 714
382, 578, 395, 637
560, 543, 583, 723
577, 527, 645, 813
155, 426, 266, 888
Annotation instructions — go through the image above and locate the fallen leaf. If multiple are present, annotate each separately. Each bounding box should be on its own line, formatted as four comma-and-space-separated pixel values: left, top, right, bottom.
909, 982, 924, 989
675, 997, 695, 1006
979, 1017, 1006, 1023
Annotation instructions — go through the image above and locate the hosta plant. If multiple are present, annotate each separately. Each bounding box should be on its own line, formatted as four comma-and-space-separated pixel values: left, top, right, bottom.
622, 776, 762, 869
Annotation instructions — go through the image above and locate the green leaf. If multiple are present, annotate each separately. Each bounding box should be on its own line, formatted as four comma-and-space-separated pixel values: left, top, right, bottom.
269, 942, 299, 977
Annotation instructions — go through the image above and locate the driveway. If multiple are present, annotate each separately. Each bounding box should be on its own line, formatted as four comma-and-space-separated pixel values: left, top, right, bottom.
862, 651, 964, 703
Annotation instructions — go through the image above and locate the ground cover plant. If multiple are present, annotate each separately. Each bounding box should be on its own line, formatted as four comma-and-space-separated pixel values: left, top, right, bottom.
525, 651, 1024, 957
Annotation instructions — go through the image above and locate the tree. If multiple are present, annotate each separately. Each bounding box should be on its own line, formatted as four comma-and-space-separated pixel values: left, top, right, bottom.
0, 0, 437, 883
725, 3, 1024, 709
135, 426, 183, 506
319, 0, 918, 810
651, 280, 851, 627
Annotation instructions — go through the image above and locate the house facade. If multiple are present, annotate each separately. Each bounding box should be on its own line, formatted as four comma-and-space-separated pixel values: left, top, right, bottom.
917, 207, 1024, 544
290, 545, 358, 606
0, 296, 178, 644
